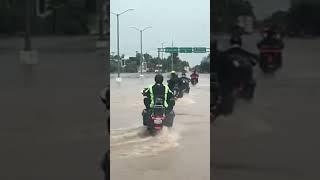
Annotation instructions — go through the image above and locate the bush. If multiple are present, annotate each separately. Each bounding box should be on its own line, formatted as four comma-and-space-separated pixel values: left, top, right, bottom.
124, 62, 138, 73
110, 60, 118, 73
0, 7, 24, 34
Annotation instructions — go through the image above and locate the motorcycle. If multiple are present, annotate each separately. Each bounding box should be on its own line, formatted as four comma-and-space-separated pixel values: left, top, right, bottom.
190, 74, 199, 86
232, 59, 256, 100
211, 73, 220, 121
173, 84, 181, 99
142, 98, 175, 135
191, 78, 198, 85
180, 78, 190, 94
234, 81, 255, 100
258, 48, 282, 73
173, 79, 190, 99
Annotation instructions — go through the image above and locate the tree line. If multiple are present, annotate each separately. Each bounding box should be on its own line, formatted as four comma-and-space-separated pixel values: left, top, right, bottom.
263, 2, 320, 37
0, 0, 101, 35
110, 52, 211, 73
213, 0, 255, 33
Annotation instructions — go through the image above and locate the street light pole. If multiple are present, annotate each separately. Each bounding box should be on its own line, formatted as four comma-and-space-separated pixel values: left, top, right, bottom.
171, 40, 174, 72
224, 0, 229, 32
140, 30, 143, 75
130, 26, 152, 76
98, 0, 105, 40
116, 14, 120, 78
111, 9, 134, 81
25, 0, 32, 51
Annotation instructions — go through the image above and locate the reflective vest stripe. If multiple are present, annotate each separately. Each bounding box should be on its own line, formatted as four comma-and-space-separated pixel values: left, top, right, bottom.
149, 85, 169, 108
149, 85, 154, 107
164, 85, 169, 108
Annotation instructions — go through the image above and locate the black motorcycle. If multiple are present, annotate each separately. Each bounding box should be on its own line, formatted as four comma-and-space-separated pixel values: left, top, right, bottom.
180, 77, 190, 94
231, 58, 256, 100
212, 74, 235, 119
172, 84, 182, 98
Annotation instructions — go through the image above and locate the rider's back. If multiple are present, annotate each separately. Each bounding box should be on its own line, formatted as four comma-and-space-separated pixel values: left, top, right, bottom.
152, 84, 166, 99
218, 47, 257, 86
167, 77, 178, 89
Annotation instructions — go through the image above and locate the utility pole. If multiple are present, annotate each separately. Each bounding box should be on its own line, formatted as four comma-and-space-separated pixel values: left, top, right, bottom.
25, 0, 32, 51
224, 0, 229, 33
140, 30, 143, 75
116, 14, 120, 78
98, 0, 106, 40
111, 9, 134, 81
171, 40, 174, 72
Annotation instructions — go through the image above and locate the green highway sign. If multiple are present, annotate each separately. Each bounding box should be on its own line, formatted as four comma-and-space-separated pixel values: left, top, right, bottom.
160, 47, 208, 53
193, 47, 207, 53
165, 47, 178, 53
179, 47, 193, 53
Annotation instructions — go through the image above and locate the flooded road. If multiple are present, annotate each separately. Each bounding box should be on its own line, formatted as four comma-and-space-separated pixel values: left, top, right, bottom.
214, 34, 320, 179
0, 36, 106, 180
110, 73, 210, 180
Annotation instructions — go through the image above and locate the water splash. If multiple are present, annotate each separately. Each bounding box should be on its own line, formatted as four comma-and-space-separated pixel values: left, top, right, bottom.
110, 126, 181, 159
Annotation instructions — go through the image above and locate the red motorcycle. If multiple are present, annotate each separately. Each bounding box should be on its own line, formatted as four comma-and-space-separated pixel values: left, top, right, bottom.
190, 74, 199, 85
258, 48, 283, 73
142, 98, 174, 135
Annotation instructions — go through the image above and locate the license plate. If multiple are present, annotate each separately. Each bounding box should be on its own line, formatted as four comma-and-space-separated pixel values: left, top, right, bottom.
154, 119, 162, 124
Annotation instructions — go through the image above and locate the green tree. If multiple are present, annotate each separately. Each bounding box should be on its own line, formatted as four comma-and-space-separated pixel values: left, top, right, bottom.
0, 1, 25, 34
213, 0, 255, 33
199, 54, 210, 73
123, 61, 138, 73
287, 3, 320, 35
46, 0, 89, 34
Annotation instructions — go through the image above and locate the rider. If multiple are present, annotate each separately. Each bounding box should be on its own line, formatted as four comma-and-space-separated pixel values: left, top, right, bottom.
142, 74, 175, 113
167, 71, 180, 91
190, 70, 199, 83
179, 72, 191, 93
218, 35, 258, 100
257, 27, 284, 67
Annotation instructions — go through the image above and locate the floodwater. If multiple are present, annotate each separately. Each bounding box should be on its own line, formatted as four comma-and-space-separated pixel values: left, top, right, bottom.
214, 34, 320, 179
110, 73, 210, 180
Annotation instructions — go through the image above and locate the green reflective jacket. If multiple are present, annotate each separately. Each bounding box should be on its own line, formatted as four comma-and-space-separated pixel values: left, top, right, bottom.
147, 84, 172, 108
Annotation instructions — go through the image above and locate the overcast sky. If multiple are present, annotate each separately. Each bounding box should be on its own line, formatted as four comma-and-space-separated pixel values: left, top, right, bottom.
248, 0, 291, 20
110, 0, 210, 67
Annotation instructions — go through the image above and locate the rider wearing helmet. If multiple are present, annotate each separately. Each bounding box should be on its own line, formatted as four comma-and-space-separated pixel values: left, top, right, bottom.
217, 35, 258, 114
179, 72, 191, 93
257, 26, 284, 68
142, 74, 175, 112
167, 71, 180, 91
